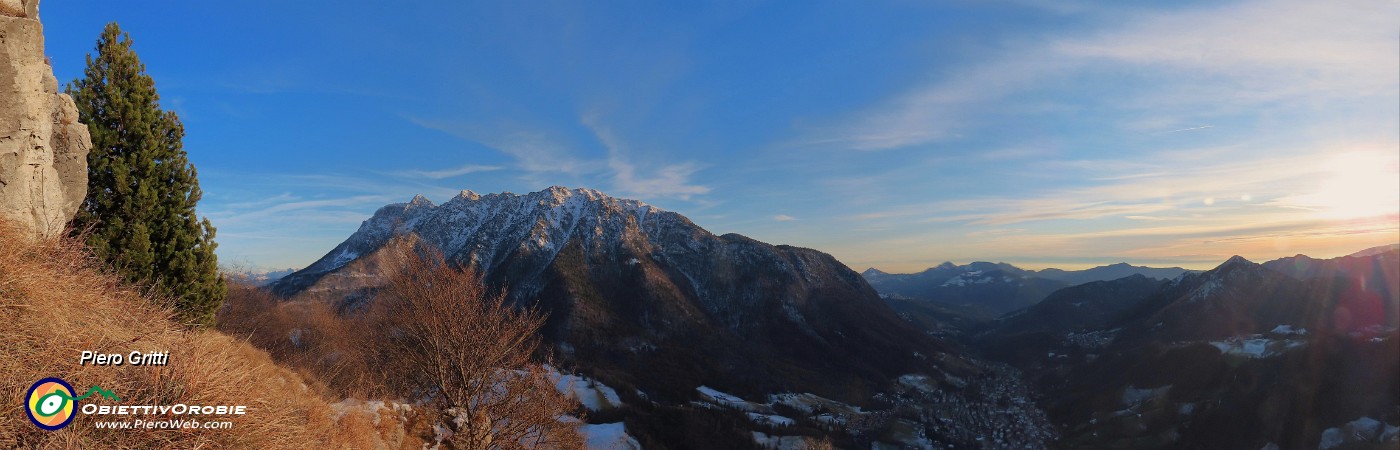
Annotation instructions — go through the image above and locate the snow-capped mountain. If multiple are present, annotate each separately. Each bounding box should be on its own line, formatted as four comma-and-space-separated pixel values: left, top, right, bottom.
222, 267, 297, 286
272, 186, 956, 402
275, 187, 680, 301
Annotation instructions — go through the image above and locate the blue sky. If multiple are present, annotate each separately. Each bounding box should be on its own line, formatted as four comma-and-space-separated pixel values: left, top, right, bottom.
40, 0, 1399, 272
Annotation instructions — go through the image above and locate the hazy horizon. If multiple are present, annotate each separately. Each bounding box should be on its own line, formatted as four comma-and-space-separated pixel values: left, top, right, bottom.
41, 1, 1400, 272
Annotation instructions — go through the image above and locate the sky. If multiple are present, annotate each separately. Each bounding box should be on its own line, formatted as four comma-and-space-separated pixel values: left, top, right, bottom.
39, 0, 1400, 272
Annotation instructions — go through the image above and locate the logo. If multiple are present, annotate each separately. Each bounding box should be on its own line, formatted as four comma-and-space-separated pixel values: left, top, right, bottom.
26, 378, 76, 430
25, 378, 121, 431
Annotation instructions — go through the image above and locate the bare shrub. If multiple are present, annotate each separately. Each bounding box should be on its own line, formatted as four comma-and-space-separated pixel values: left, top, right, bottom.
367, 235, 584, 450
218, 283, 385, 399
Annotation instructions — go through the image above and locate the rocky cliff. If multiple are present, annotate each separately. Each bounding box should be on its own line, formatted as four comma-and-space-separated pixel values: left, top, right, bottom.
0, 0, 90, 239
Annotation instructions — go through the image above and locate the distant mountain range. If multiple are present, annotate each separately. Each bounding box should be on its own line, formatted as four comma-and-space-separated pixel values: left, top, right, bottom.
222, 267, 296, 286
972, 247, 1399, 449
863, 261, 1193, 318
1263, 244, 1400, 302
1032, 262, 1194, 286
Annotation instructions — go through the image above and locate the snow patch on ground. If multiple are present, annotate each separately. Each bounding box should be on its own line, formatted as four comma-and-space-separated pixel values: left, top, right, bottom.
767, 392, 863, 416
547, 365, 622, 411
746, 412, 796, 427
1269, 324, 1308, 335
898, 374, 937, 394
696, 386, 765, 412
1318, 417, 1399, 449
696, 386, 865, 429
1209, 335, 1307, 359
581, 422, 642, 450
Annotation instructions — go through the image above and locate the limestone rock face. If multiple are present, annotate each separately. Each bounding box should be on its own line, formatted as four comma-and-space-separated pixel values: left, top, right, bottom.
0, 0, 91, 239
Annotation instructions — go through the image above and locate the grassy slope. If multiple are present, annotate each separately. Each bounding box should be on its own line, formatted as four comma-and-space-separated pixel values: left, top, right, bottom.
0, 222, 404, 449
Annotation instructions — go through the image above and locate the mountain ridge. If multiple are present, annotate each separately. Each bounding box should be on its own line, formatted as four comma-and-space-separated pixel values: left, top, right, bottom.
271, 186, 960, 404
865, 261, 1192, 284
969, 248, 1400, 449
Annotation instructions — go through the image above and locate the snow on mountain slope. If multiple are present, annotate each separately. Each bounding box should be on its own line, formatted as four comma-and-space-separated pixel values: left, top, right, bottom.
275, 187, 673, 299
272, 186, 957, 406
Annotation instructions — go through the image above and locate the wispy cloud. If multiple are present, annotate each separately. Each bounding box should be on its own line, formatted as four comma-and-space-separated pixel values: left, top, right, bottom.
773, 214, 797, 222
1053, 1, 1396, 103
824, 143, 1397, 271
408, 116, 601, 175
394, 164, 503, 180
798, 57, 1052, 151
608, 159, 711, 199
1161, 125, 1213, 134
850, 149, 1337, 226
200, 169, 478, 268
799, 0, 1397, 152
1124, 215, 1175, 222
206, 193, 399, 228
965, 228, 1025, 237
582, 114, 712, 200
406, 114, 712, 200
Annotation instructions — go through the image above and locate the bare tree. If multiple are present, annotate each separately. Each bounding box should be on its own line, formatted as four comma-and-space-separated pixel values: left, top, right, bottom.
369, 235, 583, 450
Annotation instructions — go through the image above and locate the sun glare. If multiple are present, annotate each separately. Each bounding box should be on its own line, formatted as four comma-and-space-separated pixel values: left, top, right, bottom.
1295, 151, 1400, 220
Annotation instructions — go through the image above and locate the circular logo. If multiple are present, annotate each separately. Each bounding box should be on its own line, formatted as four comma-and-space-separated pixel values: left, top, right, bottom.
26, 378, 77, 431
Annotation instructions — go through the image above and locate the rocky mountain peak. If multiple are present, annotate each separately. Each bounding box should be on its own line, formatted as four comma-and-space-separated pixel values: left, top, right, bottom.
452, 189, 481, 202
273, 186, 946, 403
407, 194, 434, 207
1216, 255, 1258, 273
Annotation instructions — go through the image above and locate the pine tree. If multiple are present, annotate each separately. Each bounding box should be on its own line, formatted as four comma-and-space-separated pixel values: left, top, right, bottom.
67, 23, 225, 327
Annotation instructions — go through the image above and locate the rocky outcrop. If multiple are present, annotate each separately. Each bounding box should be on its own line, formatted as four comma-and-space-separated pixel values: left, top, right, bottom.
0, 1, 36, 19
0, 0, 91, 239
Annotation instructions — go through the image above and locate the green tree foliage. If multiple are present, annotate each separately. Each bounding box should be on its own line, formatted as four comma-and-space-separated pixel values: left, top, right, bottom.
67, 23, 225, 327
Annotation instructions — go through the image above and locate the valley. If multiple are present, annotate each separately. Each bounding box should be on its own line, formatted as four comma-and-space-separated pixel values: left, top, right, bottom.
264, 187, 1061, 449
876, 246, 1400, 449
259, 186, 1400, 449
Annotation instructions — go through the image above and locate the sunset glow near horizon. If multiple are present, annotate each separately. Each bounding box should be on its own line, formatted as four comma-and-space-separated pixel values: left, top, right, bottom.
41, 1, 1399, 272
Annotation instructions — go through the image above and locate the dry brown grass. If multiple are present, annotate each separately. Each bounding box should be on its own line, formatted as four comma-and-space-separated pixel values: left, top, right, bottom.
217, 284, 386, 400
0, 220, 396, 448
